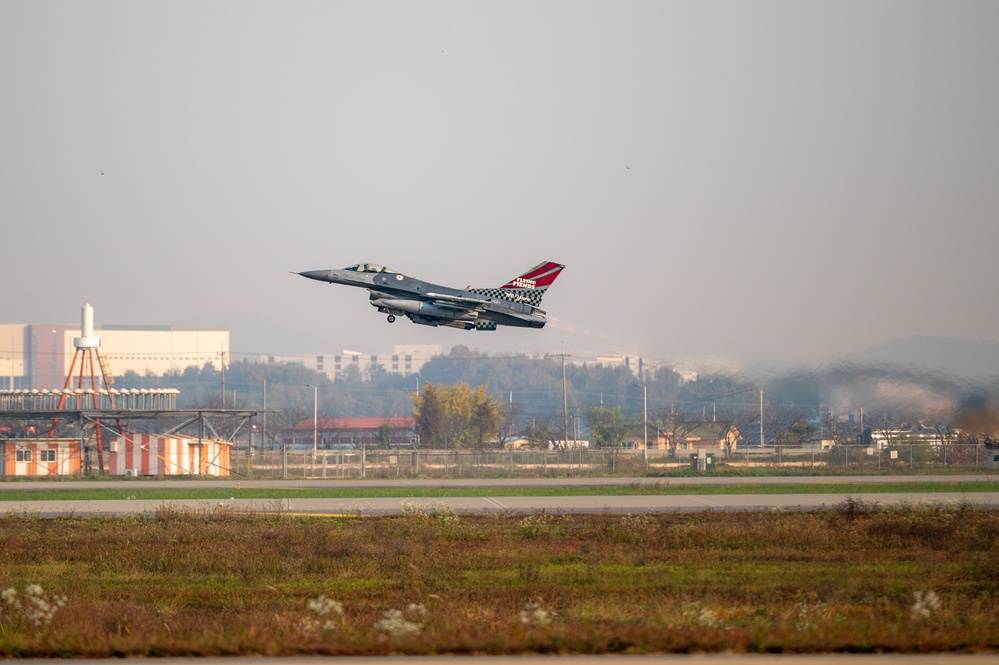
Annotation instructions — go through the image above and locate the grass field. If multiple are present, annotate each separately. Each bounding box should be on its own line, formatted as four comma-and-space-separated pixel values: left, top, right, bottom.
0, 500, 997, 656
0, 480, 997, 502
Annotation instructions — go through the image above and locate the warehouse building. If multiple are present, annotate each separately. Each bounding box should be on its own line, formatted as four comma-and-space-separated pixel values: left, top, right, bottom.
0, 322, 228, 390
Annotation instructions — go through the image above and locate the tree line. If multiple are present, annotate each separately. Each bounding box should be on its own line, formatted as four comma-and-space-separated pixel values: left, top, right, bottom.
100, 345, 999, 451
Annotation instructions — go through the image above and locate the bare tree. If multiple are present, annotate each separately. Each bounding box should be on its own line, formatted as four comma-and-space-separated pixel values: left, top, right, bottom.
317, 417, 349, 449
268, 403, 310, 449
497, 400, 523, 447
651, 403, 699, 454
867, 411, 907, 450
524, 416, 557, 450
717, 405, 759, 455
821, 412, 861, 447
763, 403, 809, 464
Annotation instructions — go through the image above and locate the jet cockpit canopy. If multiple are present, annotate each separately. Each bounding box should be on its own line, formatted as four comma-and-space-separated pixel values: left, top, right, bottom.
344, 263, 398, 274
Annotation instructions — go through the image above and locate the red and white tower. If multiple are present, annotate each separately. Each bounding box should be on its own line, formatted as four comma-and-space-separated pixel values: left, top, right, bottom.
48, 304, 121, 472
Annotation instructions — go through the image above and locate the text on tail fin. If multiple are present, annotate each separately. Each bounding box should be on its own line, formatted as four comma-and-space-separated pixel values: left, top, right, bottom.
501, 261, 565, 290
466, 262, 565, 307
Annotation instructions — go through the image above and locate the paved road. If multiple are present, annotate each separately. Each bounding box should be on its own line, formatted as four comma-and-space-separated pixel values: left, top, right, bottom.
1, 474, 995, 491
0, 475, 996, 517
3, 492, 996, 518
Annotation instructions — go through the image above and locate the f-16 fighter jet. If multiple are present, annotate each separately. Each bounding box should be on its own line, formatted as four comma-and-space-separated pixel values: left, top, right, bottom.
297, 261, 565, 331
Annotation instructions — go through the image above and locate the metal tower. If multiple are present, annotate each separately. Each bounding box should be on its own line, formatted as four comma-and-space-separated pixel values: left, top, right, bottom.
47, 304, 121, 472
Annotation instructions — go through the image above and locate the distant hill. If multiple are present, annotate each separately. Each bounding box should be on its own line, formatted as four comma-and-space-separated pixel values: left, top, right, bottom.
866, 336, 999, 379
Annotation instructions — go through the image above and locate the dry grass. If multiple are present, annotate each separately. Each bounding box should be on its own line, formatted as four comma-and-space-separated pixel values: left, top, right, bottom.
0, 501, 997, 656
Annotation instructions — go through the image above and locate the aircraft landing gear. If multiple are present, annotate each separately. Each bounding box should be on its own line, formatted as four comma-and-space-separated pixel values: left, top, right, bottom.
387, 314, 396, 323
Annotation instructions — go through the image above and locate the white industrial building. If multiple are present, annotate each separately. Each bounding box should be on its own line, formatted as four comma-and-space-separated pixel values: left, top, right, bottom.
253, 344, 442, 381
0, 314, 440, 389
0, 321, 229, 390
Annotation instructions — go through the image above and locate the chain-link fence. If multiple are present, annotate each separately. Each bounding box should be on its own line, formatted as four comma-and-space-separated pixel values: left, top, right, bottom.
235, 448, 650, 479
228, 442, 996, 478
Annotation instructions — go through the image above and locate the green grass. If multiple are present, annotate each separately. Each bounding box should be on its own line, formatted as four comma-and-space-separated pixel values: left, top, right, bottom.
0, 503, 997, 656
0, 480, 996, 502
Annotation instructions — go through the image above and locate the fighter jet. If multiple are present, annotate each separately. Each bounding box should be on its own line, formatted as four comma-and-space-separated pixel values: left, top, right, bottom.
296, 261, 565, 331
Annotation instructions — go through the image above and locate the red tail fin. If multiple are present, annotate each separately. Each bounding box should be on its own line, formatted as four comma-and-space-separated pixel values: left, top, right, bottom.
468, 262, 565, 306
501, 261, 565, 291
496, 261, 565, 306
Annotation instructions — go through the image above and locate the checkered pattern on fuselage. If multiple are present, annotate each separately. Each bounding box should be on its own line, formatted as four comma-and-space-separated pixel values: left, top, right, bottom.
468, 287, 546, 307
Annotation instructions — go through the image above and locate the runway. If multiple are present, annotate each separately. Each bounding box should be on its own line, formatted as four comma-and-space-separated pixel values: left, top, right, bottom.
1, 475, 996, 517
2, 473, 995, 491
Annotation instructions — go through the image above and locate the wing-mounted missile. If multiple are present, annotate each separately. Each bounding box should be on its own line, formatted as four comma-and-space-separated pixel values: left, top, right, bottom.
370, 298, 479, 322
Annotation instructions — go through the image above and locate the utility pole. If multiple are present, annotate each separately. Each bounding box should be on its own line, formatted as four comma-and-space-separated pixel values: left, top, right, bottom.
561, 343, 569, 449
312, 385, 318, 460
218, 347, 226, 410
759, 389, 765, 447
635, 383, 647, 462
509, 390, 514, 442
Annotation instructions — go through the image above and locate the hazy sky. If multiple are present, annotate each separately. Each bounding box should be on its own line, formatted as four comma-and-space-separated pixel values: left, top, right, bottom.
3, 1, 998, 369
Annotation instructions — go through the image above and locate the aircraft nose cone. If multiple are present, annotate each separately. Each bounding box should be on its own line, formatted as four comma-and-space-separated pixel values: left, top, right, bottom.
297, 270, 332, 282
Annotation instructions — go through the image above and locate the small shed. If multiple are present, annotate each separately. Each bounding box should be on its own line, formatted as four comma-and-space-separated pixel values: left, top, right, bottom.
985, 437, 999, 470
0, 439, 82, 477
107, 434, 231, 476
